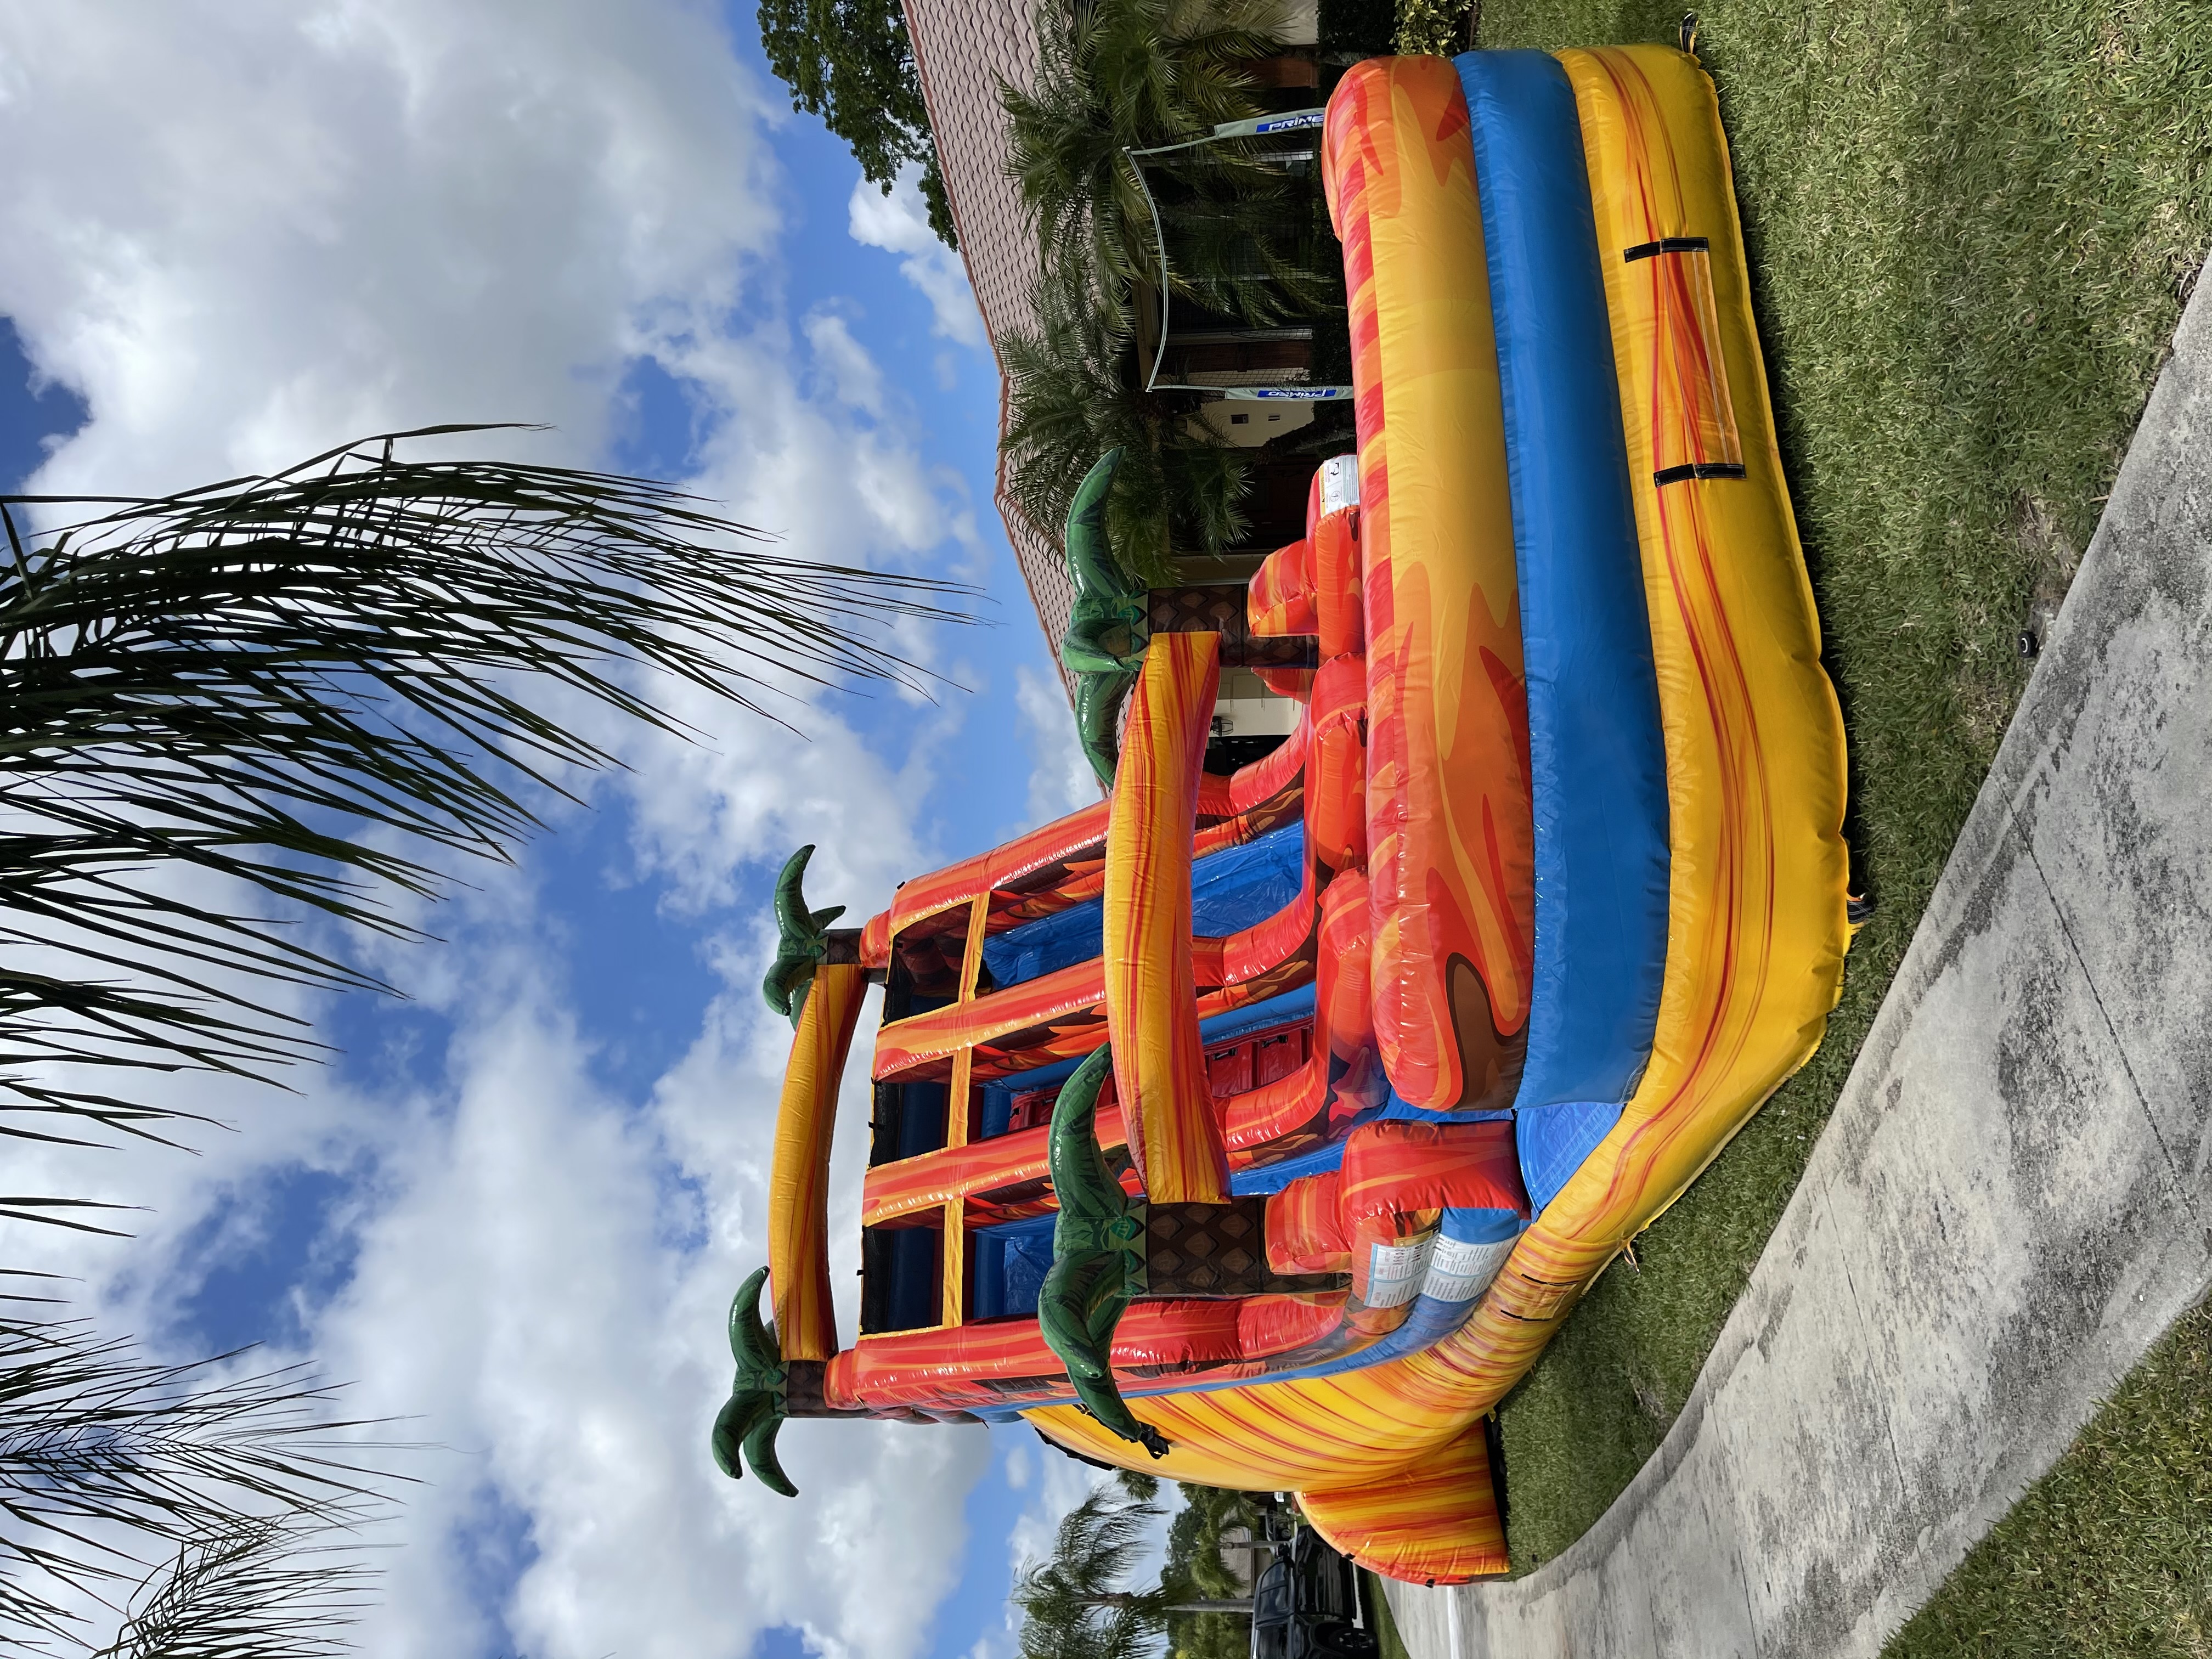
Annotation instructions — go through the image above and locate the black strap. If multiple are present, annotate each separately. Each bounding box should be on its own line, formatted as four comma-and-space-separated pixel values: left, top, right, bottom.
1624, 235, 1711, 262
1654, 461, 1748, 486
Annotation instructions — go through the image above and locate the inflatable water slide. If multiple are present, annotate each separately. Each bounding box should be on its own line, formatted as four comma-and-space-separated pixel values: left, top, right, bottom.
713, 46, 1852, 1582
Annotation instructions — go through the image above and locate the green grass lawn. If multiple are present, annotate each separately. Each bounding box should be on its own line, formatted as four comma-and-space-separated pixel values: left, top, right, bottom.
1363, 1572, 1414, 1659
1448, 0, 2212, 1574
1884, 1299, 2212, 1657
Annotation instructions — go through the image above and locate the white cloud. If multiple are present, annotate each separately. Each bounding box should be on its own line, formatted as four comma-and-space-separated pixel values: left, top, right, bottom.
304, 909, 993, 1659
805, 309, 887, 417
848, 167, 986, 350
0, 0, 775, 497
1014, 663, 1099, 828
0, 4, 1002, 1657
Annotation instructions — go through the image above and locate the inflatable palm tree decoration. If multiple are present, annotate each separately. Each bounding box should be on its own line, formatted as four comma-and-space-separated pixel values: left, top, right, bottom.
1059, 450, 1150, 788
761, 845, 845, 1026
1037, 1045, 1168, 1457
710, 1268, 797, 1496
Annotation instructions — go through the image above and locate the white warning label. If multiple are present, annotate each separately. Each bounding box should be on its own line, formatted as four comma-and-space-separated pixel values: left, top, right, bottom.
1423, 1233, 1518, 1304
1363, 1233, 1434, 1308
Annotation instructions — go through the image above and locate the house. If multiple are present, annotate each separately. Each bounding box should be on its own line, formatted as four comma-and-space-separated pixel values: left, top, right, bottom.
901, 0, 1367, 751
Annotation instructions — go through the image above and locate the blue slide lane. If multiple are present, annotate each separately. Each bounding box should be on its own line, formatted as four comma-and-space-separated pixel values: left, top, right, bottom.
1457, 50, 1672, 1116
981, 822, 1306, 988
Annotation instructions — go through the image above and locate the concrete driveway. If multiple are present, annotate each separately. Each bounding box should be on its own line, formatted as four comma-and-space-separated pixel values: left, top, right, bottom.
1384, 266, 2212, 1659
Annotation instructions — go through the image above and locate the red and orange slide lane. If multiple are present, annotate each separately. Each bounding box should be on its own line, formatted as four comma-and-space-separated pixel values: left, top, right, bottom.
1325, 54, 1536, 1114
1220, 870, 1381, 1156
766, 962, 868, 1362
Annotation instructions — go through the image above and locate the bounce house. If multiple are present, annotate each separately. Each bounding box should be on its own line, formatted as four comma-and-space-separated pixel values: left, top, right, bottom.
712, 47, 1852, 1582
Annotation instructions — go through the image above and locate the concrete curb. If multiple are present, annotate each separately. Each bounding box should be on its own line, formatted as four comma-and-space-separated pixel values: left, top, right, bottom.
1385, 268, 2212, 1659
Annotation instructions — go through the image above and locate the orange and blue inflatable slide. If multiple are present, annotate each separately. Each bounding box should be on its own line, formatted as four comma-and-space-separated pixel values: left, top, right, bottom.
714, 44, 1850, 1586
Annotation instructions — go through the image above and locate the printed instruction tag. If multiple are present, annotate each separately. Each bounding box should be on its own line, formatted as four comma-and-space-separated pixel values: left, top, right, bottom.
1423, 1233, 1518, 1304
1318, 453, 1359, 518
1363, 1233, 1434, 1308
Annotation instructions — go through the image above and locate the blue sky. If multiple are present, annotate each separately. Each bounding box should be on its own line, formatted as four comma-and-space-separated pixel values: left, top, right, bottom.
0, 4, 1119, 1656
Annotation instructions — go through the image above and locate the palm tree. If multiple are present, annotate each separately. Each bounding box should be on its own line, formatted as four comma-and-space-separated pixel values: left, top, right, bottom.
1012, 1479, 1173, 1659
998, 261, 1250, 587
997, 0, 1344, 590
0, 1290, 407, 1656
0, 428, 973, 1654
1011, 1475, 1260, 1659
1002, 0, 1291, 338
0, 426, 969, 1192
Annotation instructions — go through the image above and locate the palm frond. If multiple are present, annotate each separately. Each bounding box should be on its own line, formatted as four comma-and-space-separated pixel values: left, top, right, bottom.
0, 1312, 411, 1655
90, 1515, 379, 1659
0, 426, 975, 1175
1010, 1481, 1172, 1659
1002, 0, 1296, 338
998, 286, 1250, 585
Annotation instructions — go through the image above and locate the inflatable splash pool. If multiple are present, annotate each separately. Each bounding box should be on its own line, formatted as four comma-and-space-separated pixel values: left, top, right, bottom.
714, 45, 1850, 1583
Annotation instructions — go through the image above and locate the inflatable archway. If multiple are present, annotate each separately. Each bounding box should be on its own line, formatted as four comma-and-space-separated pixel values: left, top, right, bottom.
713, 46, 1850, 1584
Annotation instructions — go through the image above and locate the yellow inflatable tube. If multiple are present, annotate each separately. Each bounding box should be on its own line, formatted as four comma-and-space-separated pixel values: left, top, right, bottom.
768, 962, 867, 1363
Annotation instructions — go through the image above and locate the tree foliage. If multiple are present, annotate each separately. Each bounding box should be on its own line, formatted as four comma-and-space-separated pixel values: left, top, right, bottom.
998, 263, 1249, 586
757, 0, 958, 246
1002, 0, 1293, 337
1163, 1484, 1263, 1659
0, 1293, 408, 1657
1011, 1476, 1172, 1659
997, 0, 1342, 581
0, 430, 977, 1654
0, 425, 968, 1194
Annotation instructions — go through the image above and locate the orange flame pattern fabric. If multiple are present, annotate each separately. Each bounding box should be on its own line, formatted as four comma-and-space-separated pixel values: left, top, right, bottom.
1220, 868, 1381, 1156
1248, 537, 1318, 636
826, 1294, 1351, 1413
1265, 1171, 1350, 1274
1325, 56, 1536, 1114
1311, 507, 1365, 662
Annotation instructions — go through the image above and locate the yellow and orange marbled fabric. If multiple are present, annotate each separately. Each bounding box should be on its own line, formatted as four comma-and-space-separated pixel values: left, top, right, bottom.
1104, 633, 1231, 1203
1325, 55, 1536, 1114
1440, 43, 1850, 1327
767, 963, 866, 1362
1302, 1421, 1505, 1583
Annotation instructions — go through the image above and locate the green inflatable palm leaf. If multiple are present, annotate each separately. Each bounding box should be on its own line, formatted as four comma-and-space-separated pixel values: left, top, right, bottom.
1058, 450, 1149, 789
761, 845, 847, 1028
709, 1267, 798, 1497
1037, 1045, 1167, 1458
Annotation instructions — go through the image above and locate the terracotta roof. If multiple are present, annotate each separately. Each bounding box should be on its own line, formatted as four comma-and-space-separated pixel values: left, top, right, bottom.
901, 0, 1077, 693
